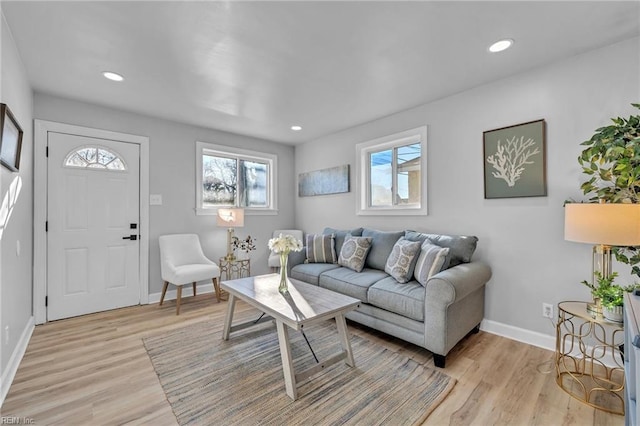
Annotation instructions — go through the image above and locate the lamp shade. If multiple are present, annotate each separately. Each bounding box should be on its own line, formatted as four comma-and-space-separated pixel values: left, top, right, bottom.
216, 208, 244, 228
564, 203, 640, 246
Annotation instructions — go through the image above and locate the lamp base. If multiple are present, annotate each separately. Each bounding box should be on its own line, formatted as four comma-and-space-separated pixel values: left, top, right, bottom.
587, 300, 603, 317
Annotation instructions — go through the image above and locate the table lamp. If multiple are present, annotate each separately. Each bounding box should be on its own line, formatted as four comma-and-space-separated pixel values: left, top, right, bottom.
217, 208, 244, 261
564, 202, 640, 312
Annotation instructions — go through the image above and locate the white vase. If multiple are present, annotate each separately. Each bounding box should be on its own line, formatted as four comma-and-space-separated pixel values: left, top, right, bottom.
603, 305, 623, 323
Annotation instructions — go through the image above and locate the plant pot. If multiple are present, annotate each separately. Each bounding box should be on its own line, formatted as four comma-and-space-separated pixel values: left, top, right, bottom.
603, 305, 623, 323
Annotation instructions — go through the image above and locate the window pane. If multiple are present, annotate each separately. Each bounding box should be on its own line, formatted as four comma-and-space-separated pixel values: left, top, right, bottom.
239, 160, 268, 207
396, 143, 421, 205
370, 149, 393, 207
64, 146, 126, 171
202, 154, 236, 207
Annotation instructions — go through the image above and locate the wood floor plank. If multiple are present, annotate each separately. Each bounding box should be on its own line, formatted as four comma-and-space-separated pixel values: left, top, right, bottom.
0, 294, 625, 426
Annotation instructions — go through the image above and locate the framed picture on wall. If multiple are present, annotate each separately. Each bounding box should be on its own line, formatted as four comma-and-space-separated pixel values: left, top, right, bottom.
0, 103, 24, 172
483, 119, 546, 199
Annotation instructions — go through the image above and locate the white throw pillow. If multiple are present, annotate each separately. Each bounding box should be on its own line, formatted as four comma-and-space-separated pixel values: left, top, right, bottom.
414, 242, 450, 286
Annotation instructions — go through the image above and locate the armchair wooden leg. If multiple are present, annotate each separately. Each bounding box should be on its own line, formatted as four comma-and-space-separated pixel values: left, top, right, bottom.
212, 277, 221, 302
193, 282, 197, 297
159, 281, 169, 306
176, 286, 182, 315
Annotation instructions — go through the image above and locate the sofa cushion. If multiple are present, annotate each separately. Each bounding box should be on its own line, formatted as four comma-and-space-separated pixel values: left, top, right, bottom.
404, 231, 478, 268
305, 234, 337, 264
290, 263, 340, 286
368, 277, 425, 321
338, 235, 372, 272
319, 267, 389, 302
323, 227, 363, 255
384, 238, 422, 283
414, 242, 449, 286
362, 228, 404, 270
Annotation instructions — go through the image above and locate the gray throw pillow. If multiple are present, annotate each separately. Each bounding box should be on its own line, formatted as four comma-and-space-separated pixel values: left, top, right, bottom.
305, 234, 337, 264
414, 242, 450, 286
338, 235, 372, 272
384, 238, 422, 283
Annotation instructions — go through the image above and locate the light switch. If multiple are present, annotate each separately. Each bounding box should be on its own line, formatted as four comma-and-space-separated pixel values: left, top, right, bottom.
150, 194, 163, 205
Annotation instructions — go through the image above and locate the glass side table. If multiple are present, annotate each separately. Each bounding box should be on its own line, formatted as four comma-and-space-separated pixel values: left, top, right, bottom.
555, 301, 625, 415
219, 258, 251, 281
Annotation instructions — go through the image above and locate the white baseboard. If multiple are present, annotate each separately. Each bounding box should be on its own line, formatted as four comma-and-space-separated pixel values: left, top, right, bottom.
1, 316, 35, 408
147, 282, 215, 304
480, 319, 556, 352
481, 318, 620, 368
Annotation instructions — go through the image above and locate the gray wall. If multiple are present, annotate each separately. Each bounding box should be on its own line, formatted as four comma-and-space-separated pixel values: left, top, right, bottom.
34, 94, 296, 296
294, 37, 640, 336
1, 12, 34, 375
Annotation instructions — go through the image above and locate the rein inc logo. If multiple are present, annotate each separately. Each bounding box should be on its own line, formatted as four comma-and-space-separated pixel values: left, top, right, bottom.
0, 417, 34, 425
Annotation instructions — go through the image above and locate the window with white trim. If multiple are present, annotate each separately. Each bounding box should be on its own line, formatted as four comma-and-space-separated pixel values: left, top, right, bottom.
355, 126, 427, 216
196, 142, 277, 215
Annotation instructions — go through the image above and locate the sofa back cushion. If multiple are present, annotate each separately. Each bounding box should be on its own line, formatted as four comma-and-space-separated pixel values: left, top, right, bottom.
404, 231, 478, 268
384, 237, 422, 283
338, 235, 372, 272
305, 234, 337, 263
362, 228, 404, 270
323, 227, 363, 255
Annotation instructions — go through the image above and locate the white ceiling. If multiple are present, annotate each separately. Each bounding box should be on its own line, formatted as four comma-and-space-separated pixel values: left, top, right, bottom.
2, 1, 639, 144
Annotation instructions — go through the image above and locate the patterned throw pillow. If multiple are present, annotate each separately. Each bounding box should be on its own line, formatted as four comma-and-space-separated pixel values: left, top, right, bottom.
414, 242, 450, 286
306, 234, 337, 263
384, 238, 422, 283
338, 235, 373, 272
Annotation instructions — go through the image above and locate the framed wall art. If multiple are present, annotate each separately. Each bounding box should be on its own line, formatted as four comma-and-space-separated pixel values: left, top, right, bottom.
0, 103, 24, 172
298, 164, 350, 197
483, 119, 546, 199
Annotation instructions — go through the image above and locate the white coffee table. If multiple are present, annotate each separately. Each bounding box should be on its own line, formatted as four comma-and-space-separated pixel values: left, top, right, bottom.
221, 274, 360, 400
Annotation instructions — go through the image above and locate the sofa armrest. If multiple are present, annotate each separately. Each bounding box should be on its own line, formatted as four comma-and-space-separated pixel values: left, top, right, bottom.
288, 249, 307, 270
423, 261, 491, 357
425, 262, 492, 306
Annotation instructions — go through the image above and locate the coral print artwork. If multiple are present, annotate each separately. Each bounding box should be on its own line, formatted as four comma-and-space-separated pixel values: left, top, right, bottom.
483, 119, 547, 199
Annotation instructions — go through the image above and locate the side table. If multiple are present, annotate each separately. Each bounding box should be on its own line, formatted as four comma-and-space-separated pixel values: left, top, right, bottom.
219, 257, 251, 281
555, 301, 625, 415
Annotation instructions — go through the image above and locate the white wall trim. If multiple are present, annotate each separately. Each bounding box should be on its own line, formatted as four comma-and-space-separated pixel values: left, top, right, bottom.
481, 318, 555, 352
0, 316, 34, 408
481, 318, 619, 368
33, 120, 150, 324
147, 282, 215, 304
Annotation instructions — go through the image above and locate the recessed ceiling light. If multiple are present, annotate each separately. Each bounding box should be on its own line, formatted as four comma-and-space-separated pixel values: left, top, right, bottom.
488, 39, 514, 53
291, 125, 302, 131
102, 71, 124, 82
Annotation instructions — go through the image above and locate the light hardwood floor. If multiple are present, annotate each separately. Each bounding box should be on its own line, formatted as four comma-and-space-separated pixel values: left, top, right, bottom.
2, 294, 625, 425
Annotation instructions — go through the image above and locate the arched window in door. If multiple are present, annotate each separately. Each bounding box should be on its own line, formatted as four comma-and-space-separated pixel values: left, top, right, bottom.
63, 146, 127, 171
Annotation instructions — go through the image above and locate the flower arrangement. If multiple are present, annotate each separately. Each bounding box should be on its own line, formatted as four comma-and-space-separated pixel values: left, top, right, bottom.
582, 272, 637, 309
268, 233, 303, 294
231, 235, 257, 253
268, 233, 303, 254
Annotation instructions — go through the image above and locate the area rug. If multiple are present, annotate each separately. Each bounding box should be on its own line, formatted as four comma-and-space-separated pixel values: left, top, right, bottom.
143, 319, 455, 425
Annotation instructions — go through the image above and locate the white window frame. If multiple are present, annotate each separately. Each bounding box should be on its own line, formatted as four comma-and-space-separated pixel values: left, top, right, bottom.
355, 126, 427, 216
196, 141, 278, 215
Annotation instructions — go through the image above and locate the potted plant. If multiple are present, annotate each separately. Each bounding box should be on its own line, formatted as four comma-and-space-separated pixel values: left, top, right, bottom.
578, 104, 640, 279
582, 272, 637, 322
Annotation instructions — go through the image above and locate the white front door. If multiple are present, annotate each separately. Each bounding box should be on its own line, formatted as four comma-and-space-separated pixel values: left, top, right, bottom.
47, 132, 141, 321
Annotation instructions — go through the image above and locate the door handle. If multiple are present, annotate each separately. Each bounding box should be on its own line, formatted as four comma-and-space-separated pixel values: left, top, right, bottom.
122, 235, 138, 241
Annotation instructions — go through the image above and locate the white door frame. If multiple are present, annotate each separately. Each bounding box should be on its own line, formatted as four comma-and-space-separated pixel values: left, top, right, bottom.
34, 120, 150, 324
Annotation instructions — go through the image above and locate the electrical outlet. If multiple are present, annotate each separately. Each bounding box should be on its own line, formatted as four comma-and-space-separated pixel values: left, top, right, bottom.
542, 303, 554, 319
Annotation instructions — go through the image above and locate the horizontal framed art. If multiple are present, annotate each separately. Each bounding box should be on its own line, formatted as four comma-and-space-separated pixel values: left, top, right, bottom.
298, 164, 350, 197
0, 103, 24, 172
483, 119, 546, 199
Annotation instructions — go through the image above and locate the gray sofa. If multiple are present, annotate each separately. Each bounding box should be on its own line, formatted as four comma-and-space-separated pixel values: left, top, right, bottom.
289, 227, 492, 368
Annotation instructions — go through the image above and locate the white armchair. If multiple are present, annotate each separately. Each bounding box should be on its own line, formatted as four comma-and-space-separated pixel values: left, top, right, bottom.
159, 234, 221, 315
268, 229, 304, 271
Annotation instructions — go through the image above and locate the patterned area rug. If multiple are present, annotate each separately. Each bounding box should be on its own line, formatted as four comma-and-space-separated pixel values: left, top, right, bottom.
143, 319, 455, 425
